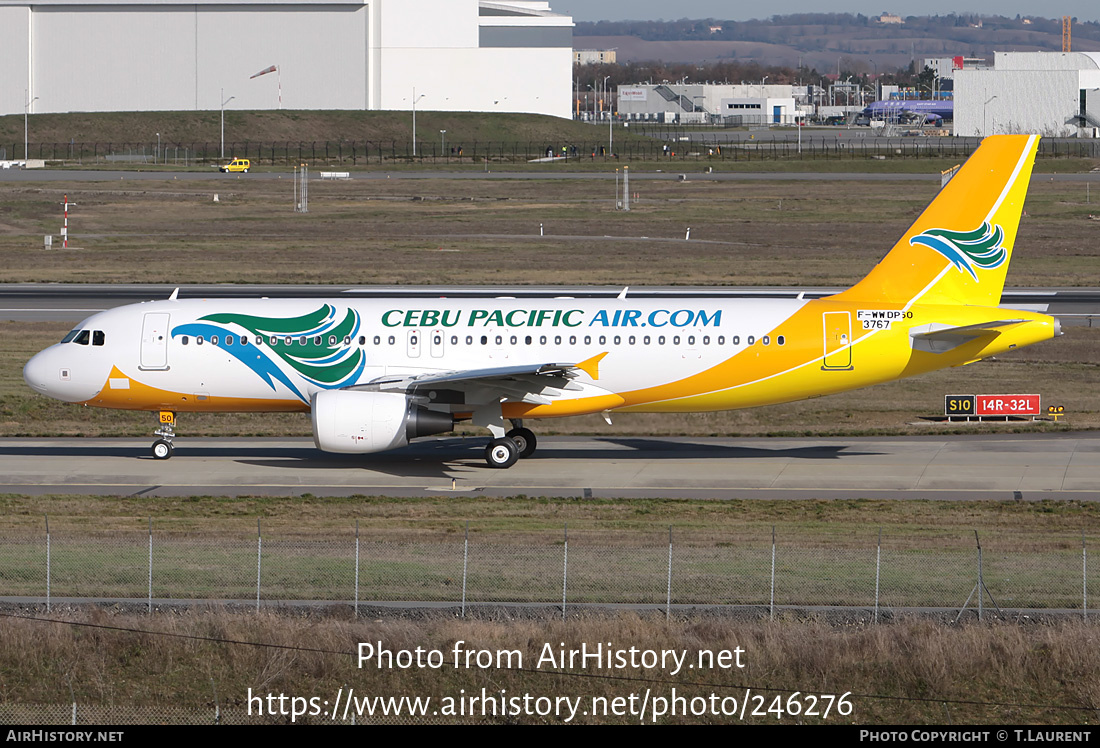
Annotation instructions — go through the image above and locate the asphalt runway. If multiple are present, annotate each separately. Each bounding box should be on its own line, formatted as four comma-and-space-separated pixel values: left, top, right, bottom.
2, 433, 1099, 500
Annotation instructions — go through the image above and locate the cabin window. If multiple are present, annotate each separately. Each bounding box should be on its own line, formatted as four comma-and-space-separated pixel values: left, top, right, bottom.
599, 336, 606, 345
673, 336, 680, 345
481, 336, 488, 345
540, 336, 547, 345
732, 335, 740, 345
525, 336, 532, 345
299, 337, 307, 346
659, 336, 665, 345
688, 336, 695, 345
452, 336, 459, 345
211, 336, 219, 345
718, 336, 725, 345
748, 335, 755, 345
554, 335, 561, 345
433, 334, 442, 346
703, 336, 710, 345
358, 336, 366, 346
241, 336, 249, 346
510, 335, 517, 345
644, 336, 650, 345
778, 335, 786, 346
344, 336, 351, 346
569, 335, 576, 345
763, 336, 770, 345
225, 335, 234, 346
92, 331, 105, 346
181, 336, 189, 345
614, 336, 621, 345
328, 336, 337, 345
373, 336, 381, 345
388, 336, 395, 345
467, 336, 474, 345
197, 336, 205, 345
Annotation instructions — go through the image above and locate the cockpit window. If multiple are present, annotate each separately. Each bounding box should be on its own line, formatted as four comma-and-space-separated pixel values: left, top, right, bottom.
61, 329, 81, 344
92, 331, 105, 346
73, 330, 90, 346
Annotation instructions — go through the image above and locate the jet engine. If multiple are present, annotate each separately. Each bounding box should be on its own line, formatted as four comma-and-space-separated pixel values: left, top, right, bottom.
311, 390, 454, 454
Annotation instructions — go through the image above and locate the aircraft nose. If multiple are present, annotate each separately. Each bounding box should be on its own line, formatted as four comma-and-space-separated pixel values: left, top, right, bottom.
22, 349, 54, 395
23, 346, 103, 402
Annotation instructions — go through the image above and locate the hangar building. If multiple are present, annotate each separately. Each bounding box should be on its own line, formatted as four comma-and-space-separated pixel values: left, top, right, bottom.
954, 52, 1100, 137
0, 0, 573, 119
615, 83, 799, 125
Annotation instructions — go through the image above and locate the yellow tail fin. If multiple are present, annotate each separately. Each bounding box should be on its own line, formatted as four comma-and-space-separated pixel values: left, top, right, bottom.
834, 134, 1039, 307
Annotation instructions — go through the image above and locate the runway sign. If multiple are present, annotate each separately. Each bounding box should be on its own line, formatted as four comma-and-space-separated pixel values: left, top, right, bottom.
945, 394, 1042, 417
945, 395, 975, 416
975, 394, 1041, 417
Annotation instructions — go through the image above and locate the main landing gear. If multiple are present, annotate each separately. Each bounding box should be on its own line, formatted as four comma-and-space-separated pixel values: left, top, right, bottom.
151, 410, 176, 459
483, 422, 538, 469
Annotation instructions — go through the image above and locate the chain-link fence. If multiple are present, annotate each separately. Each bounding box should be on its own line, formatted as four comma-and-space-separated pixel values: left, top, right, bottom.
6, 136, 1100, 166
0, 702, 465, 725
0, 519, 1094, 619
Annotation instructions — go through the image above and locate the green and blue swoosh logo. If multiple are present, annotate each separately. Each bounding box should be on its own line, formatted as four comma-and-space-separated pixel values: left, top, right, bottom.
909, 222, 1007, 282
173, 305, 364, 402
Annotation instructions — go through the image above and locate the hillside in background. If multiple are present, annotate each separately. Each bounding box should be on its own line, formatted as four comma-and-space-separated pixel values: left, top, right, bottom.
575, 13, 1100, 70
0, 110, 642, 151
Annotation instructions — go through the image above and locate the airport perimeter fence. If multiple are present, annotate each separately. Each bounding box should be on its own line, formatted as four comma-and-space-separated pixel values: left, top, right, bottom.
8, 136, 1100, 167
0, 703, 462, 725
0, 519, 1095, 619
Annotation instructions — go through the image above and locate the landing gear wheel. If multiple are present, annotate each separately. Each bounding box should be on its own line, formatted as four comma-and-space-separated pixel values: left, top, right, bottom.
506, 427, 537, 458
485, 437, 519, 469
151, 439, 174, 460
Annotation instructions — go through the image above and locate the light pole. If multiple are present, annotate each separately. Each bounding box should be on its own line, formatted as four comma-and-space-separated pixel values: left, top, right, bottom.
24, 90, 39, 161
603, 75, 610, 120
984, 95, 997, 136
220, 89, 235, 159
411, 88, 425, 156
440, 129, 446, 155
156, 133, 160, 165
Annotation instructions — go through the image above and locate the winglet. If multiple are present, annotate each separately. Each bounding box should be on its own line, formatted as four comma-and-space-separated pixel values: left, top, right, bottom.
575, 352, 608, 380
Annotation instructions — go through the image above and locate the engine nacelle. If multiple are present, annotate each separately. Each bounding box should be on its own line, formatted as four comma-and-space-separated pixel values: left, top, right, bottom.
311, 390, 454, 454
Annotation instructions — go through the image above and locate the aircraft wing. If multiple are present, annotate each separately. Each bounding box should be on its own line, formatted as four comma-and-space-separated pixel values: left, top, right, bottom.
910, 319, 1026, 353
354, 353, 607, 406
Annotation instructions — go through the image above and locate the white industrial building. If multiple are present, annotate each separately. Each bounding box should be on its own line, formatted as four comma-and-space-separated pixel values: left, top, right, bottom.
0, 0, 573, 119
954, 52, 1100, 137
616, 83, 800, 124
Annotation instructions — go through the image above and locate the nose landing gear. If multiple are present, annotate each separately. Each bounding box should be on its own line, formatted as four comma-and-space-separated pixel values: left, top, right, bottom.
151, 410, 176, 459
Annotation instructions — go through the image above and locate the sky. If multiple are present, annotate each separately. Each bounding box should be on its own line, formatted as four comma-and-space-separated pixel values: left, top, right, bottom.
565, 2, 1100, 24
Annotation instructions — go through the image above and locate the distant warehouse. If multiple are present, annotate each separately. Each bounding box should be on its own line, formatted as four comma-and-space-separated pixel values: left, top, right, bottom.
954, 52, 1100, 137
0, 0, 573, 118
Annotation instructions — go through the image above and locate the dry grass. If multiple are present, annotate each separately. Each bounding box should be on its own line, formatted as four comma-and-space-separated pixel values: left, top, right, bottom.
1, 176, 1099, 286
0, 609, 1097, 723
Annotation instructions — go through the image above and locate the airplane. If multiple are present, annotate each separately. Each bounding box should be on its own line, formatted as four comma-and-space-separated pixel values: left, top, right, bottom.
23, 134, 1059, 469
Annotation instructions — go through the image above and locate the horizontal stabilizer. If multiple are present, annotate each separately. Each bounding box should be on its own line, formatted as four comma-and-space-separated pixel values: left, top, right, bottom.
910, 319, 1025, 353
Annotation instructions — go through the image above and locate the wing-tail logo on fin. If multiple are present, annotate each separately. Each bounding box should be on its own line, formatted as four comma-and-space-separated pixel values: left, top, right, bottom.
909, 222, 1007, 282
